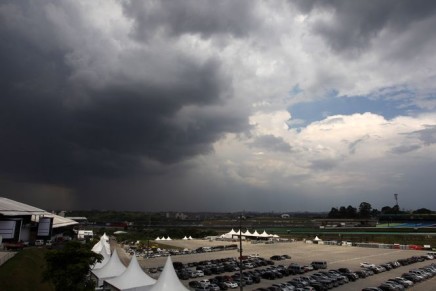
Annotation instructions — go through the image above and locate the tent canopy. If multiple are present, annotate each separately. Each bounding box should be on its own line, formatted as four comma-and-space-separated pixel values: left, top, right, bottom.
92, 236, 111, 255
148, 256, 189, 291
92, 245, 111, 270
92, 249, 126, 286
105, 255, 156, 290
220, 229, 276, 238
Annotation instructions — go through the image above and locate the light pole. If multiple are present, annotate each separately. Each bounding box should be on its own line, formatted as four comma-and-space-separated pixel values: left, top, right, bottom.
147, 213, 151, 259
239, 212, 243, 291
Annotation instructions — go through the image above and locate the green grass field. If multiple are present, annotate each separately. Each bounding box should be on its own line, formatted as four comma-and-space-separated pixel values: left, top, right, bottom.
376, 223, 402, 227
0, 248, 54, 291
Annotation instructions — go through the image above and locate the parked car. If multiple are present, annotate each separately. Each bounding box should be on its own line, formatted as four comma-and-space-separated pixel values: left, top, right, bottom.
199, 279, 211, 287
360, 262, 375, 268
223, 281, 238, 289
392, 277, 413, 287
288, 264, 305, 274
196, 270, 205, 277
270, 255, 283, 261
311, 261, 327, 270
189, 281, 201, 288
209, 283, 221, 291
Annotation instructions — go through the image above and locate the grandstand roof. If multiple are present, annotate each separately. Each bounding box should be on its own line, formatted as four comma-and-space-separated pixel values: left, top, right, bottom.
0, 197, 78, 228
32, 212, 78, 228
0, 197, 46, 216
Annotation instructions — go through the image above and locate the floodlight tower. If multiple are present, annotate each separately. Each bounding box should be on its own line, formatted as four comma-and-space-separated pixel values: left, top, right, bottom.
394, 193, 399, 207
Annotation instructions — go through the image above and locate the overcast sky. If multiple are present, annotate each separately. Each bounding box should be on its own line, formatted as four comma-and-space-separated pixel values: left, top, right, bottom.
1, 0, 436, 212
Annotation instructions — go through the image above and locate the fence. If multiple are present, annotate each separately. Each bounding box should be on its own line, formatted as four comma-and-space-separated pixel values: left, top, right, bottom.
312, 240, 430, 251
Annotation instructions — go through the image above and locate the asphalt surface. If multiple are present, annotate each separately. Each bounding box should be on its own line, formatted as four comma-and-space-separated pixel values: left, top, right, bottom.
114, 239, 436, 290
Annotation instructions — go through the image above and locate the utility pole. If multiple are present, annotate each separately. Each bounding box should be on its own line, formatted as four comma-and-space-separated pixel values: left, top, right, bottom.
239, 212, 243, 291
147, 213, 151, 259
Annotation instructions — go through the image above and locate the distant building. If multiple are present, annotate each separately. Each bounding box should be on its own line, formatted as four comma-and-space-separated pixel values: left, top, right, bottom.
281, 214, 290, 219
313, 218, 377, 228
77, 230, 94, 240
175, 212, 188, 220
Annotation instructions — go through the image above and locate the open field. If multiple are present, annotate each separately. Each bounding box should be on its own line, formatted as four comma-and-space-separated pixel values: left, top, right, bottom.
117, 239, 436, 290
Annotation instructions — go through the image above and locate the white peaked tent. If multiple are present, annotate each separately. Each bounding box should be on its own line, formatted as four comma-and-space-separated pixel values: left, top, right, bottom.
92, 245, 111, 270
229, 229, 237, 235
219, 233, 230, 239
148, 256, 189, 291
92, 249, 126, 286
188, 236, 193, 240
220, 229, 233, 239
105, 255, 156, 290
220, 229, 277, 240
243, 229, 252, 236
155, 237, 161, 240
182, 236, 188, 240
102, 232, 109, 242
166, 236, 172, 241
92, 236, 111, 256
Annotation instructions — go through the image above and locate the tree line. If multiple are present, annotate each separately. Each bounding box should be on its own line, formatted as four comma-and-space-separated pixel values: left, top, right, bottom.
327, 202, 434, 219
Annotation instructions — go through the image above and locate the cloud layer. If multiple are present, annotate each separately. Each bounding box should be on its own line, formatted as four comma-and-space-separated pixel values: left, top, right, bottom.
1, 0, 436, 211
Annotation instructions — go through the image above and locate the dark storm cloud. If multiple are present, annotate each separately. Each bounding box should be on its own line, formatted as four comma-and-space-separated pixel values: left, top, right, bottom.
249, 135, 292, 153
293, 0, 436, 56
310, 159, 338, 171
411, 125, 436, 145
0, 1, 248, 189
390, 144, 421, 155
122, 0, 259, 40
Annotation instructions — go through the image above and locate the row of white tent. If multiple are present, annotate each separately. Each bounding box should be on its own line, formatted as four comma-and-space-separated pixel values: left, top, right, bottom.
91, 234, 189, 290
219, 229, 280, 239
155, 236, 172, 241
155, 235, 194, 241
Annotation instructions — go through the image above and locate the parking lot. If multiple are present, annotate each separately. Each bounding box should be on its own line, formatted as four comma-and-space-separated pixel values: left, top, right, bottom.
117, 239, 436, 290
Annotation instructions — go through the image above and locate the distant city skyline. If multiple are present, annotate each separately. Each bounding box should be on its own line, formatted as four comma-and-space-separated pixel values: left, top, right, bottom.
1, 0, 436, 212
